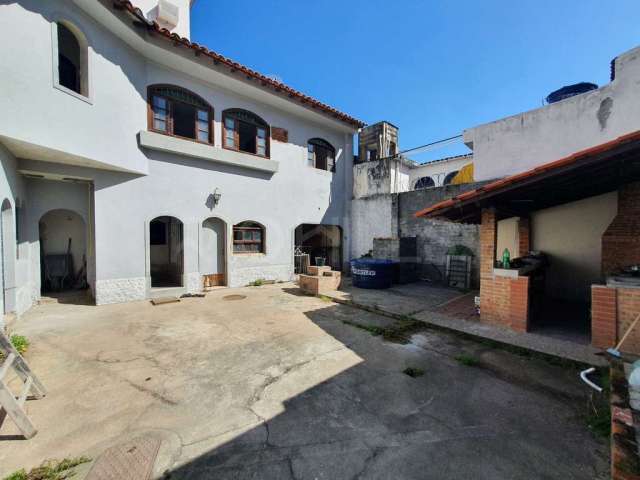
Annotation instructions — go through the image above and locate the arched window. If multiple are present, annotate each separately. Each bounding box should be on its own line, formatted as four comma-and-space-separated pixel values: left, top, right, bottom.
223, 109, 269, 157
414, 176, 435, 190
55, 21, 88, 96
307, 138, 336, 172
233, 221, 265, 253
443, 171, 459, 186
148, 85, 213, 144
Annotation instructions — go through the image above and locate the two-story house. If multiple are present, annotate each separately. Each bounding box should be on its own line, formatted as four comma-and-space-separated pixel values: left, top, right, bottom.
0, 0, 364, 322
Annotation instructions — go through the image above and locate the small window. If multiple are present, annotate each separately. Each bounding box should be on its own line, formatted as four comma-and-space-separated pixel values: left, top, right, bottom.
223, 109, 270, 157
55, 21, 88, 97
414, 176, 435, 190
307, 139, 336, 172
443, 171, 459, 186
148, 85, 213, 144
233, 221, 265, 253
366, 148, 378, 162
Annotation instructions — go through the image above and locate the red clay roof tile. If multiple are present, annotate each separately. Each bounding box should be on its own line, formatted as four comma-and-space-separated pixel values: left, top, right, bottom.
415, 130, 640, 218
111, 0, 365, 128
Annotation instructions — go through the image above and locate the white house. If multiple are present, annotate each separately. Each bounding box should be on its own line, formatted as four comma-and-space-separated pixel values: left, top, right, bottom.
0, 0, 364, 321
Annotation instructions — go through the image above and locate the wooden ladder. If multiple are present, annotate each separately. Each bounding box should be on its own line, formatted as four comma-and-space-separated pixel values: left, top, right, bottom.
0, 331, 46, 439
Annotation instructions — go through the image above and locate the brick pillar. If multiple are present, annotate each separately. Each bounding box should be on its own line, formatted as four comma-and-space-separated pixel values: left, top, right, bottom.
510, 277, 530, 332
518, 217, 530, 257
479, 209, 498, 324
480, 208, 497, 280
592, 285, 617, 349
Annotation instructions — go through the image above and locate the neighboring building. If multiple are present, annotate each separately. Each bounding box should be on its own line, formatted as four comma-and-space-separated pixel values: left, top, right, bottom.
0, 0, 363, 322
351, 121, 480, 284
417, 45, 640, 353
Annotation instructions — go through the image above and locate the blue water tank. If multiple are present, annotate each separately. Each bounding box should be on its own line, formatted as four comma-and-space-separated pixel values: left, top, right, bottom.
351, 259, 397, 289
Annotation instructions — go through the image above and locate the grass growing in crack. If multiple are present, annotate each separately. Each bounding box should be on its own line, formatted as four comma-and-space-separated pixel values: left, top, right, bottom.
3, 457, 91, 480
455, 354, 479, 366
403, 367, 425, 378
10, 335, 29, 355
342, 320, 385, 336
342, 316, 424, 344
248, 279, 265, 287
585, 368, 611, 439
318, 295, 333, 303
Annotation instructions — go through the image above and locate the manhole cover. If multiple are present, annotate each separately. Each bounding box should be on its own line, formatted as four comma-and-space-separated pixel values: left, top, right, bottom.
87, 436, 161, 480
223, 294, 247, 301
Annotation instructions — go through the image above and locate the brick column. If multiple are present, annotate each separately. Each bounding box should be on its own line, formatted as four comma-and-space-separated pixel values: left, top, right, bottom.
592, 285, 617, 349
510, 276, 530, 332
480, 208, 497, 280
518, 217, 530, 257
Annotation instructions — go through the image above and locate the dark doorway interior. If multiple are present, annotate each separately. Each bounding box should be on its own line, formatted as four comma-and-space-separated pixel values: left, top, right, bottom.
294, 224, 342, 272
150, 216, 184, 288
529, 295, 591, 344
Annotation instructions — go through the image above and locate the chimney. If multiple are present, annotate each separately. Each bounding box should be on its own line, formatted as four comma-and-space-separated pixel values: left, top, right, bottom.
138, 0, 192, 39
602, 182, 640, 276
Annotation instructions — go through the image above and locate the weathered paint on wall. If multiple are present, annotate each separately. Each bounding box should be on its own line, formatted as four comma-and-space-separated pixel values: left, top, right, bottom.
465, 46, 640, 181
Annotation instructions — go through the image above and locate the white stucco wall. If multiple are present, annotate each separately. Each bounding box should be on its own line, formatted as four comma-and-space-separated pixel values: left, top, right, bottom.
0, 0, 149, 174
351, 195, 395, 259
531, 192, 618, 301
465, 46, 640, 181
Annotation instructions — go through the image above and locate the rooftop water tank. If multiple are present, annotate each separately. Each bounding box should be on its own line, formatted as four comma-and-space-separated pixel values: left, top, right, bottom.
546, 82, 598, 104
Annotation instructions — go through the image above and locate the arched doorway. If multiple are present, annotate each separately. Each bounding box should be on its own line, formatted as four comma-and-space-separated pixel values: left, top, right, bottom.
39, 209, 87, 293
201, 217, 226, 287
149, 216, 184, 288
294, 224, 343, 273
1, 199, 16, 313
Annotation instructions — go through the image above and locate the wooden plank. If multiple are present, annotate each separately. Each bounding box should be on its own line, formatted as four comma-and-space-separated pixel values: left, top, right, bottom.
203, 274, 225, 288
0, 353, 16, 380
0, 333, 46, 397
0, 379, 36, 439
150, 297, 180, 306
18, 376, 33, 407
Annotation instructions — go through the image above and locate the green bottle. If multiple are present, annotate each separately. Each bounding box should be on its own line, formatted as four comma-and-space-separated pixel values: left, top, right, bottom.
502, 248, 511, 269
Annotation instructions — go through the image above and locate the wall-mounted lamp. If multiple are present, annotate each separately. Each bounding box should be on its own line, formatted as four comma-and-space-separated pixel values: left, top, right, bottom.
206, 188, 223, 210
212, 188, 222, 206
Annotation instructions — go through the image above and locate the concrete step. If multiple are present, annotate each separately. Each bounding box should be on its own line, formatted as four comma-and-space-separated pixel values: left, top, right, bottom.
148, 287, 186, 299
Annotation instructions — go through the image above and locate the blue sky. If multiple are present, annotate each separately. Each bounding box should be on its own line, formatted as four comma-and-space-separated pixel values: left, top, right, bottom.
191, 1, 640, 162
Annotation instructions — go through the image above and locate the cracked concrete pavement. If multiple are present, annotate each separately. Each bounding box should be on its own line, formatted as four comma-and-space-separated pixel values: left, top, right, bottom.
0, 283, 608, 479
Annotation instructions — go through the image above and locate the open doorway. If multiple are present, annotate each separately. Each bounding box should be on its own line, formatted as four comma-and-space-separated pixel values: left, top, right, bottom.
150, 216, 184, 288
39, 209, 87, 294
1, 199, 16, 313
201, 217, 226, 287
294, 224, 342, 273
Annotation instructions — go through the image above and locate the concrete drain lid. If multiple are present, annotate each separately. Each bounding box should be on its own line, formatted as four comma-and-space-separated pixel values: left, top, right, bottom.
223, 294, 247, 301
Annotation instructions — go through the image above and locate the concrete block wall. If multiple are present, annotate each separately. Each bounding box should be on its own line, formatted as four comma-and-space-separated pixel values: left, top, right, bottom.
397, 182, 487, 284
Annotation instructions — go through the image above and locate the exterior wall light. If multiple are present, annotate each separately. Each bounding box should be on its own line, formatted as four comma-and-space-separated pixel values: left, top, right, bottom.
213, 188, 222, 205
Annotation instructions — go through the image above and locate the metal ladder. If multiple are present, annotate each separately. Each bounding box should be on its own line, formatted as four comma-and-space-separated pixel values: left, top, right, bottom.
0, 330, 46, 439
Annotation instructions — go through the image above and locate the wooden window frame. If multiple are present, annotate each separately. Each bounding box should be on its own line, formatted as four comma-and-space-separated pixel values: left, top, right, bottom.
307, 138, 336, 173
147, 85, 213, 145
222, 109, 270, 159
232, 222, 265, 254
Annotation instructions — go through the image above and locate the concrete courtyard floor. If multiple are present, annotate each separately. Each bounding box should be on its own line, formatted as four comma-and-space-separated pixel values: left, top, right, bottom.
1, 283, 608, 479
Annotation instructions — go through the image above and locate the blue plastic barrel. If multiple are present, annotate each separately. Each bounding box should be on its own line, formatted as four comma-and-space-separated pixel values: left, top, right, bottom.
350, 259, 397, 289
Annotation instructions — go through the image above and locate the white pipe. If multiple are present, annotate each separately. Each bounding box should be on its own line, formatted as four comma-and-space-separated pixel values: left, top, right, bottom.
580, 367, 603, 393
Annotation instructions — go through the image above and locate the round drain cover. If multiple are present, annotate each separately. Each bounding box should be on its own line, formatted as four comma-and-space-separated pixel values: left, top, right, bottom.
223, 294, 247, 301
